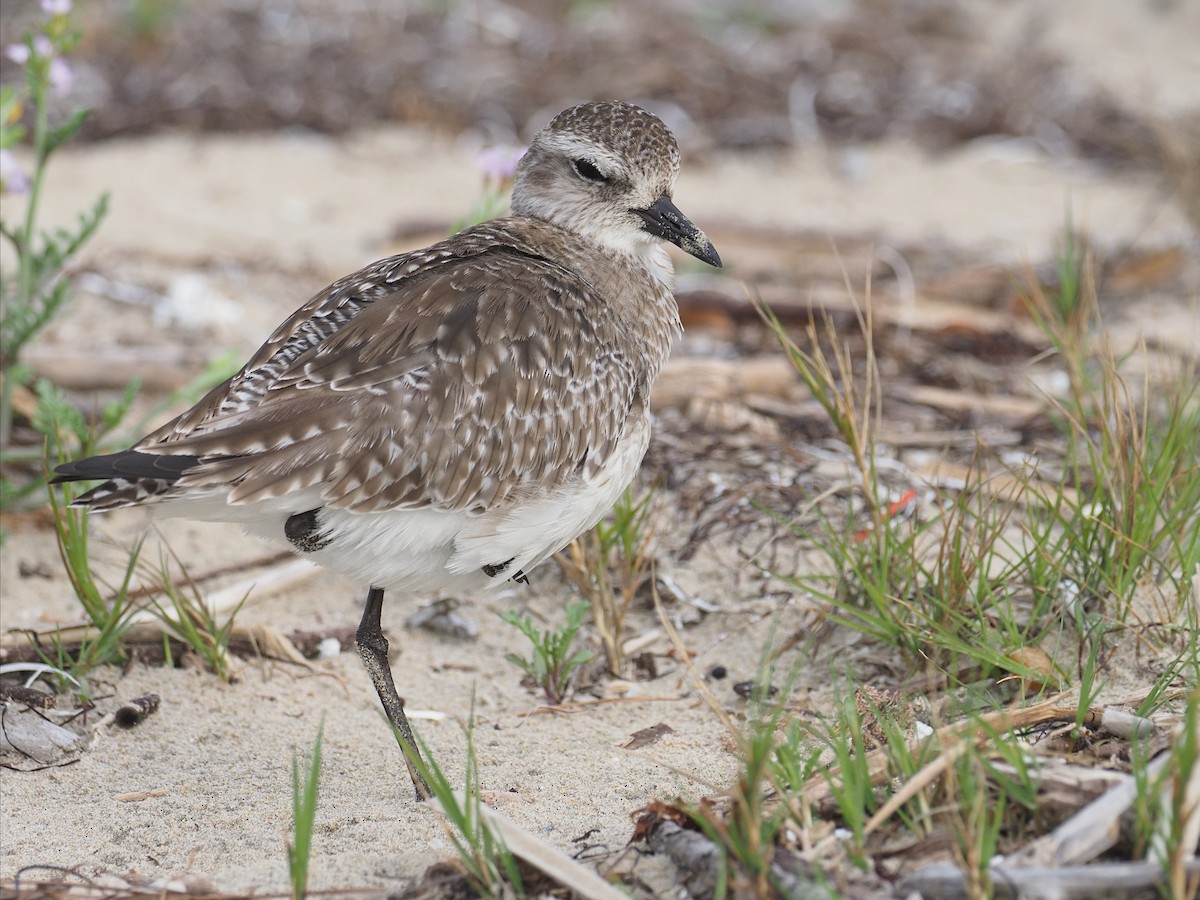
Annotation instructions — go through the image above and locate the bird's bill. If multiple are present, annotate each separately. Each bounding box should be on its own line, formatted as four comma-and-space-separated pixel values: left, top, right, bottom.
633, 195, 722, 268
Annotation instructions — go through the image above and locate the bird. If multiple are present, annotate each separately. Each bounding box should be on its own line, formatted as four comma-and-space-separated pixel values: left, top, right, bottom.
52, 100, 721, 799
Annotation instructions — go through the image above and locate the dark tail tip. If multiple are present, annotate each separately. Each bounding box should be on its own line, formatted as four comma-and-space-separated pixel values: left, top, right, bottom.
52, 451, 203, 485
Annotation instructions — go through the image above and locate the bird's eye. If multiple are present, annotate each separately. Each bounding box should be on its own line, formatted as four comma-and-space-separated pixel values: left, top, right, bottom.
570, 158, 608, 183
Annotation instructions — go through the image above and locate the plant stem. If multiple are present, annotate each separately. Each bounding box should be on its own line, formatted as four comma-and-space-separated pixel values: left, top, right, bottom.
1, 63, 49, 448
19, 66, 49, 307
0, 364, 14, 447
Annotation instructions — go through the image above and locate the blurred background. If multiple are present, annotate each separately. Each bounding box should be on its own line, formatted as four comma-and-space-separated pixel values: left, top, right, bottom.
2, 0, 1197, 174
1, 0, 1197, 509
1, 4, 1199, 891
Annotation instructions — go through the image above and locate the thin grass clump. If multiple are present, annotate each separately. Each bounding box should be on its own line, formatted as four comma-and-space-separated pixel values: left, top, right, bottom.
557, 485, 659, 677
649, 238, 1199, 898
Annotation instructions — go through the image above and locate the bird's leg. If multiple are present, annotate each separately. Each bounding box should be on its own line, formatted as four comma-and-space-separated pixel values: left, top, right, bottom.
356, 586, 431, 801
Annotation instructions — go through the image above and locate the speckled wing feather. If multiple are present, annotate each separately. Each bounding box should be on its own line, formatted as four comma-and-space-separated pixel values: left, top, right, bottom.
132, 223, 641, 515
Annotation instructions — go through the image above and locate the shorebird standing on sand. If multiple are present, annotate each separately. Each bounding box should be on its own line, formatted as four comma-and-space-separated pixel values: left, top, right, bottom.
53, 100, 722, 798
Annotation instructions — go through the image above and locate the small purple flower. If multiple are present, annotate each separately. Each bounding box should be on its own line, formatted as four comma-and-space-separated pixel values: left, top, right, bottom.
33, 35, 53, 58
0, 150, 29, 195
475, 145, 526, 182
48, 56, 73, 95
41, 0, 72, 15
5, 44, 30, 65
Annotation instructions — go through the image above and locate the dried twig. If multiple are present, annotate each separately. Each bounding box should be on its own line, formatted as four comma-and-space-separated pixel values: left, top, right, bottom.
901, 859, 1199, 899
430, 790, 627, 900
113, 692, 160, 729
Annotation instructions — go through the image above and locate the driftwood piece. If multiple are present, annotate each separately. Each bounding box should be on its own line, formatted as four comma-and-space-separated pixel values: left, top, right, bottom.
643, 820, 719, 898
677, 277, 1048, 348
0, 621, 348, 669
641, 819, 838, 900
900, 859, 1199, 900
1007, 753, 1172, 868
0, 682, 56, 709
892, 384, 1045, 421
651, 355, 798, 411
877, 426, 1024, 449
22, 346, 207, 391
124, 550, 296, 607
171, 557, 320, 620
912, 458, 1080, 508
0, 705, 84, 767
988, 758, 1127, 820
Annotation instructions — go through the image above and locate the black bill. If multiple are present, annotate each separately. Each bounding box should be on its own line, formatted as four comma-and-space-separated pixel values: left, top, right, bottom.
633, 194, 722, 268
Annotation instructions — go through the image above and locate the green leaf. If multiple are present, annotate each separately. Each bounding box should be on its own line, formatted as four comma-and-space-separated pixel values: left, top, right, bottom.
0, 122, 26, 149
503, 652, 534, 677
101, 377, 142, 433
44, 107, 92, 157
565, 649, 593, 668
32, 377, 87, 448
287, 723, 324, 900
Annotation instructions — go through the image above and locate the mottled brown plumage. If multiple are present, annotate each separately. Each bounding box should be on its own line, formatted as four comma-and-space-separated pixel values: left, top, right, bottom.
53, 100, 720, 799
128, 220, 667, 515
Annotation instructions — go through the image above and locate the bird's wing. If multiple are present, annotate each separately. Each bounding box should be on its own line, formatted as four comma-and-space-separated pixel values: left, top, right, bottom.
137, 243, 640, 514
140, 242, 464, 443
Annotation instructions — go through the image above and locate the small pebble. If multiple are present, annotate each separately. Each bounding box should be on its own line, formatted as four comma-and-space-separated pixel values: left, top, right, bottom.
732, 680, 777, 700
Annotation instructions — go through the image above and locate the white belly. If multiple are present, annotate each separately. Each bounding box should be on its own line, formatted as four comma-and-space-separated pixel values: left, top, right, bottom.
219, 416, 653, 595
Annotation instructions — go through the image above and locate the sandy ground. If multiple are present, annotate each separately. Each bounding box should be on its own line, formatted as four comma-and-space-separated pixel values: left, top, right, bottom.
1, 1, 1198, 895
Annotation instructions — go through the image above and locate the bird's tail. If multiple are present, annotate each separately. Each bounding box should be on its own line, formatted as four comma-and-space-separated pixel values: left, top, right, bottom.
51, 450, 202, 511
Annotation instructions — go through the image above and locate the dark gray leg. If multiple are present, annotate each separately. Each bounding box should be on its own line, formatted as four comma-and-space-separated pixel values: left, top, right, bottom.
356, 586, 431, 800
